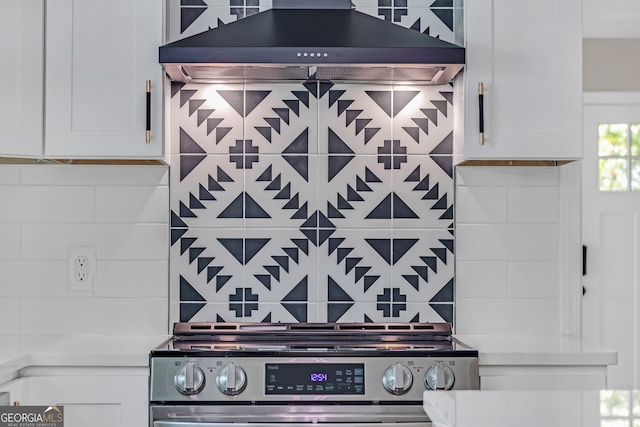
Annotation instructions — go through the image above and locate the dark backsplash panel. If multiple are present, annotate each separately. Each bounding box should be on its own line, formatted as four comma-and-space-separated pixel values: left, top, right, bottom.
168, 1, 459, 324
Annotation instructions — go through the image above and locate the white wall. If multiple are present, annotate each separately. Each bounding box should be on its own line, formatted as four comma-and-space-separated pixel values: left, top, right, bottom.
455, 166, 561, 335
0, 164, 169, 358
583, 39, 640, 91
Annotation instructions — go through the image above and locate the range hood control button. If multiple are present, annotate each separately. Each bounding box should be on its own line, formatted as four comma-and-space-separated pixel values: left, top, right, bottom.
216, 363, 247, 396
174, 361, 205, 395
382, 362, 413, 395
424, 362, 455, 390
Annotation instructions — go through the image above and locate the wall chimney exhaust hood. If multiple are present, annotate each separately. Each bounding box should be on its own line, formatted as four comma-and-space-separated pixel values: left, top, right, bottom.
159, 0, 465, 84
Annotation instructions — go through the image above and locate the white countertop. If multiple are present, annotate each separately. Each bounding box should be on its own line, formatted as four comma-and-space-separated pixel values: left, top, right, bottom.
455, 335, 618, 366
0, 334, 617, 386
0, 335, 169, 384
423, 389, 612, 427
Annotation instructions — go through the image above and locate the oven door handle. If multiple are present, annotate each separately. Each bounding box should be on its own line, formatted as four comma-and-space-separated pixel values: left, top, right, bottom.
154, 423, 429, 427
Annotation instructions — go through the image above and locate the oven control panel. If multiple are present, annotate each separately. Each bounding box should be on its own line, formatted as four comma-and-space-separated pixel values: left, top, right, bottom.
265, 362, 365, 395
150, 356, 479, 402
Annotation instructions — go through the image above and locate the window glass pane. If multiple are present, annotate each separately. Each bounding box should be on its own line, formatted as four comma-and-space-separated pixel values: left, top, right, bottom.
599, 124, 629, 156
633, 390, 640, 416
601, 390, 631, 416
632, 124, 640, 156
601, 420, 630, 427
632, 161, 640, 191
600, 159, 629, 191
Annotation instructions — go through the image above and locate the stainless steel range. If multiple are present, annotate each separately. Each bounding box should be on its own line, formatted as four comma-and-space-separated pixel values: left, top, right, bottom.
149, 322, 479, 427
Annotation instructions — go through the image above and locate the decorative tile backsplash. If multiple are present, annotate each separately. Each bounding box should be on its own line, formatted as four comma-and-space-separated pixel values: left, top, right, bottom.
168, 0, 460, 324
168, 0, 462, 45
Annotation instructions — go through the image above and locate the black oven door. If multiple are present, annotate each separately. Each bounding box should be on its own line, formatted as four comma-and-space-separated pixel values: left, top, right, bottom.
151, 405, 431, 426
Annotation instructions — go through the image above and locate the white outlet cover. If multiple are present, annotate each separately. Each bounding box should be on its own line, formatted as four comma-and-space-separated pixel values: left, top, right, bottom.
67, 246, 96, 292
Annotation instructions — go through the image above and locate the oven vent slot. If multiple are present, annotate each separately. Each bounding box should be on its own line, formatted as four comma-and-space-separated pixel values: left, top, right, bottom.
213, 324, 238, 330
387, 325, 411, 330
189, 324, 213, 330
289, 325, 335, 331
337, 325, 386, 331
412, 325, 436, 330
239, 325, 288, 331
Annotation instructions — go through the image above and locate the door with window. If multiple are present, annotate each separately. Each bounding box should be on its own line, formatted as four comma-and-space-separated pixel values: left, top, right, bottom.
582, 95, 640, 389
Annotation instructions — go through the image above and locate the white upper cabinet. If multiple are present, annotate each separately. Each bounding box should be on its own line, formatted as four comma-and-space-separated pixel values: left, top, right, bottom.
461, 0, 582, 159
45, 0, 163, 159
0, 0, 44, 158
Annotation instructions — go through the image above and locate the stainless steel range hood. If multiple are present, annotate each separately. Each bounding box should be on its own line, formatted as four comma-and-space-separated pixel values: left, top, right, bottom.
159, 0, 465, 84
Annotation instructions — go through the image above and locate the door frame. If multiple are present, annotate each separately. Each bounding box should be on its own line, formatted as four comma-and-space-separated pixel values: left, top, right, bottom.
574, 92, 640, 339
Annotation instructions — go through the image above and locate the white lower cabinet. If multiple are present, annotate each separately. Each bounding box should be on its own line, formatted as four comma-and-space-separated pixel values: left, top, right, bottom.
0, 368, 148, 427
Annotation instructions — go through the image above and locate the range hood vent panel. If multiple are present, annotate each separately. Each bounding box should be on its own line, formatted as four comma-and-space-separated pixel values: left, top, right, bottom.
180, 65, 311, 82
160, 8, 465, 84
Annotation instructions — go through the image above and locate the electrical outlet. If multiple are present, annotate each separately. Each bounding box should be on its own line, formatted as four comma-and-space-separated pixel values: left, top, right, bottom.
75, 256, 88, 268
68, 246, 96, 291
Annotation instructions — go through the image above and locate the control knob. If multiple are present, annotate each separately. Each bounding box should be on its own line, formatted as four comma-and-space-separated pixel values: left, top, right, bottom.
382, 362, 413, 395
216, 362, 247, 396
174, 361, 205, 395
424, 362, 455, 390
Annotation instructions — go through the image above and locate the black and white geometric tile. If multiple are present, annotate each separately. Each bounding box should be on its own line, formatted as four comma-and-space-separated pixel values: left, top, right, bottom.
168, 0, 458, 44
170, 81, 455, 324
168, 1, 459, 325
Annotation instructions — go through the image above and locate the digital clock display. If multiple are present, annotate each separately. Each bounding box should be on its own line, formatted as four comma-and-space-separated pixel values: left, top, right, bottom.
310, 373, 328, 382
265, 363, 365, 395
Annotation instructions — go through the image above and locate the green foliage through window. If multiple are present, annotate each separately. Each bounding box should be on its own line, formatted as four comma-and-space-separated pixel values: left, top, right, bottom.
600, 390, 640, 426
599, 124, 640, 191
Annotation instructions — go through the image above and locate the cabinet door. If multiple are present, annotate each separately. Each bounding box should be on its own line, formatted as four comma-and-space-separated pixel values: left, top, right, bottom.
45, 0, 163, 159
2, 375, 148, 427
0, 0, 43, 158
463, 0, 582, 159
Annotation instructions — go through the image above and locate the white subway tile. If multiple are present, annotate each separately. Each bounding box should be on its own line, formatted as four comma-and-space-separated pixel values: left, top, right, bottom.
456, 415, 560, 427
0, 186, 94, 223
0, 260, 64, 297
0, 261, 21, 296
100, 224, 169, 260
0, 165, 20, 185
20, 298, 168, 335
96, 261, 168, 298
456, 186, 507, 223
21, 223, 168, 260
508, 261, 559, 298
19, 334, 169, 354
456, 298, 559, 335
0, 259, 168, 299
456, 224, 559, 261
20, 164, 169, 186
0, 298, 20, 333
456, 166, 559, 187
456, 261, 508, 298
508, 187, 559, 223
0, 335, 20, 359
95, 186, 169, 223
0, 223, 20, 259
169, 302, 180, 329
